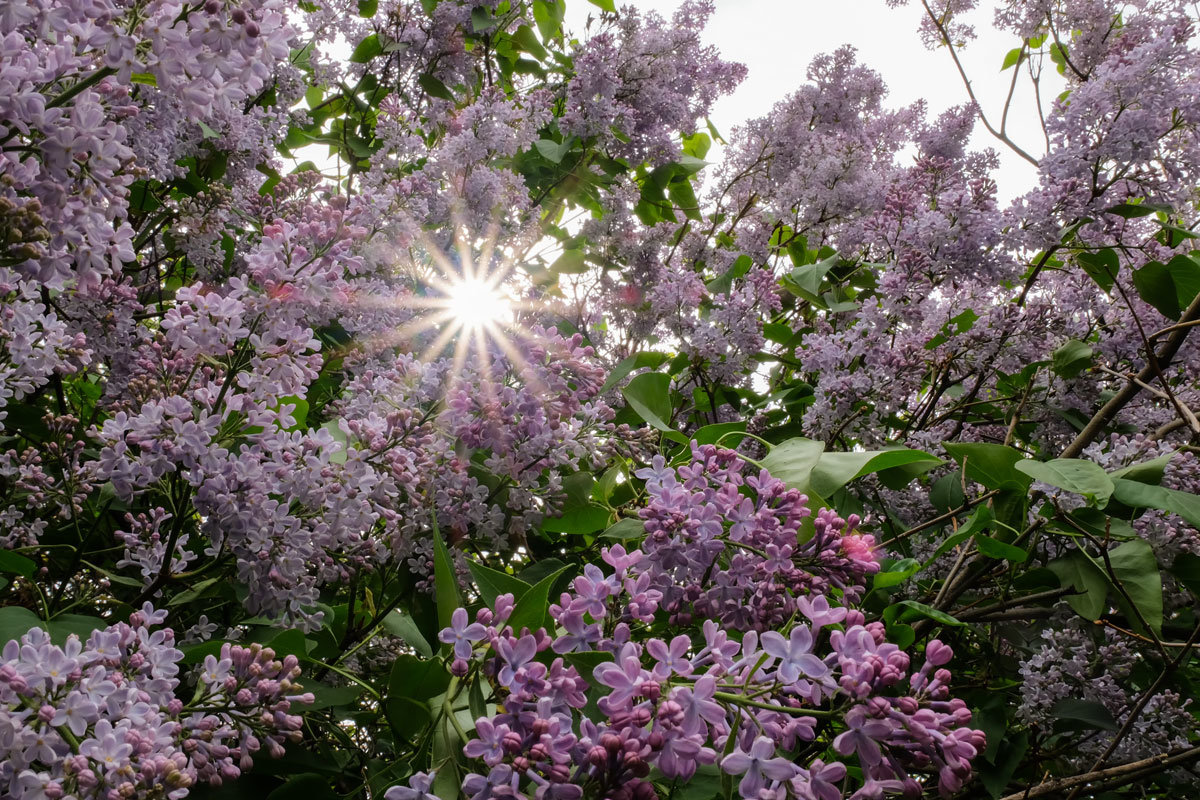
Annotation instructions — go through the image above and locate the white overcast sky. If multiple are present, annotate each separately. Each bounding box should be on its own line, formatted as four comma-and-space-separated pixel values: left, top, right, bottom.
565, 0, 1056, 202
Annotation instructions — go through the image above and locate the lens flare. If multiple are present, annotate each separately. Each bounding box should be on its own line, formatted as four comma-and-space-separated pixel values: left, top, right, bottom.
446, 276, 512, 331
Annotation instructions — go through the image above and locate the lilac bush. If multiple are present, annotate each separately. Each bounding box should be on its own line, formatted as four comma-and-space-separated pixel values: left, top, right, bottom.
1, 0, 1199, 798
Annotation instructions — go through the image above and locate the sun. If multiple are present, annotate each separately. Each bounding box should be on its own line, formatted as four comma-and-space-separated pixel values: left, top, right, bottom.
446, 276, 513, 331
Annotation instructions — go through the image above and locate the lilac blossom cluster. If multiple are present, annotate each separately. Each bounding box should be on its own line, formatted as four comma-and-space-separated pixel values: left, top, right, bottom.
0, 605, 312, 799
1019, 610, 1198, 768
391, 446, 984, 800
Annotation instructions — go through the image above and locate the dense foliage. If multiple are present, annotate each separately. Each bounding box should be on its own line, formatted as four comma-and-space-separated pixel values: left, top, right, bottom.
2, 0, 1200, 798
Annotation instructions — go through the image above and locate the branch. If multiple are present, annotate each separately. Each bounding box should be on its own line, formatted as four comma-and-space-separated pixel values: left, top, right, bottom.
997, 745, 1200, 800
1062, 290, 1200, 457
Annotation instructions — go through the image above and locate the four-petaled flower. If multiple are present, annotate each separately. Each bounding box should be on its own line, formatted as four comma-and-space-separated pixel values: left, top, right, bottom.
721, 736, 799, 797
761, 625, 829, 684
439, 608, 488, 660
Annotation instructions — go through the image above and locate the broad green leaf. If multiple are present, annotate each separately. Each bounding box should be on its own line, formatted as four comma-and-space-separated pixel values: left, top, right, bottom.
1110, 453, 1173, 485
349, 33, 382, 63
759, 437, 825, 492
809, 449, 942, 497
47, 614, 106, 647
542, 504, 611, 534
0, 606, 41, 646
1047, 551, 1107, 620
304, 682, 365, 711
707, 254, 753, 295
1132, 254, 1200, 320
417, 73, 455, 102
974, 535, 1029, 563
587, 0, 616, 10
599, 352, 670, 394
1106, 539, 1163, 636
1015, 458, 1114, 507
534, 138, 572, 164
691, 421, 746, 446
508, 565, 570, 633
943, 442, 1032, 491
431, 523, 460, 634
888, 600, 964, 627
599, 518, 645, 540
622, 372, 674, 432
1077, 249, 1118, 293
873, 558, 921, 589
1111, 478, 1200, 528
467, 561, 531, 607
532, 0, 565, 40
1051, 698, 1117, 731
1172, 552, 1200, 597
381, 610, 434, 657
550, 248, 587, 274
0, 550, 35, 579
1051, 339, 1093, 378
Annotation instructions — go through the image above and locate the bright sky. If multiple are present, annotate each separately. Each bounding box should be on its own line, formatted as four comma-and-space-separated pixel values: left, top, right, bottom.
565, 0, 1058, 202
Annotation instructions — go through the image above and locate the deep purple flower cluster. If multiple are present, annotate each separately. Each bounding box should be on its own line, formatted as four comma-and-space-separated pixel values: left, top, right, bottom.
394, 447, 983, 800
0, 605, 312, 799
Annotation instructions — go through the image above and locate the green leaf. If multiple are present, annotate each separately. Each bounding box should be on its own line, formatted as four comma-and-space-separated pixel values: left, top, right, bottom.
808, 449, 942, 497
417, 73, 455, 102
787, 255, 838, 303
1077, 249, 1119, 293
1015, 458, 1114, 507
1111, 478, 1200, 528
381, 610, 433, 658
431, 523, 460, 635
197, 120, 221, 139
887, 600, 964, 627
587, 0, 616, 10
599, 518, 645, 540
542, 504, 611, 534
508, 565, 570, 632
1051, 339, 1094, 378
550, 248, 587, 274
873, 558, 921, 589
1132, 254, 1200, 320
512, 25, 548, 60
974, 536, 1029, 563
1107, 539, 1163, 636
759, 438, 825, 492
706, 254, 754, 295
1051, 698, 1118, 731
1001, 46, 1023, 70
130, 72, 158, 87
1047, 551, 1107, 620
691, 421, 746, 446
470, 6, 494, 31
534, 138, 572, 165
621, 372, 674, 432
1109, 453, 1173, 485
349, 34, 382, 63
0, 550, 35, 579
304, 682, 365, 711
0, 606, 40, 646
468, 561, 533, 607
599, 352, 669, 394
944, 442, 1032, 491
532, 0, 564, 40
980, 730, 1028, 797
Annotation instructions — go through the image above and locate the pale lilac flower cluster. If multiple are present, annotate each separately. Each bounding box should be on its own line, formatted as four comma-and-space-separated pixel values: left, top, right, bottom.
397, 446, 983, 800
1019, 610, 1198, 767
0, 605, 312, 799
561, 0, 746, 165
